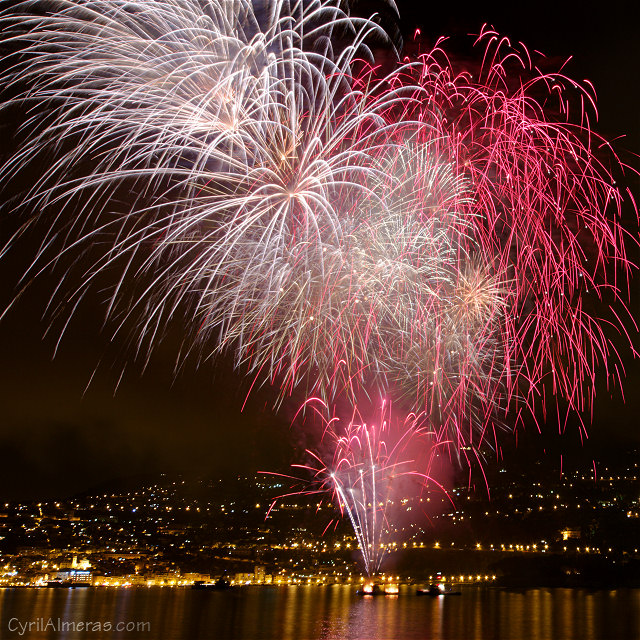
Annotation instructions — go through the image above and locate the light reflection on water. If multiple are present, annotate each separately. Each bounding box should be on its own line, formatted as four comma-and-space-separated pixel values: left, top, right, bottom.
1, 585, 639, 640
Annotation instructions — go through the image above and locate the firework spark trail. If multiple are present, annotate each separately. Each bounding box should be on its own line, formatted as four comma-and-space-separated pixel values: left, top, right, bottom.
266, 398, 453, 576
0, 0, 395, 308
0, 0, 510, 448
220, 140, 500, 407
384, 30, 637, 446
0, 0, 438, 371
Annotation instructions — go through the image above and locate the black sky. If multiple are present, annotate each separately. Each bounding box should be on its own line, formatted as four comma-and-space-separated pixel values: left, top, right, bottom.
0, 0, 638, 500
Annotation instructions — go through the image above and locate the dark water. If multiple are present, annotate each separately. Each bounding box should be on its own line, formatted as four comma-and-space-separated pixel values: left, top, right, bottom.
1, 586, 639, 640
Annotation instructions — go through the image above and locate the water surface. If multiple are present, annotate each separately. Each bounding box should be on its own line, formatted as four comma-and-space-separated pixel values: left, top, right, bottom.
1, 585, 638, 639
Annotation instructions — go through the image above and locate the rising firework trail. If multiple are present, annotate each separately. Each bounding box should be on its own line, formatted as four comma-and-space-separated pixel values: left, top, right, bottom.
266, 398, 453, 576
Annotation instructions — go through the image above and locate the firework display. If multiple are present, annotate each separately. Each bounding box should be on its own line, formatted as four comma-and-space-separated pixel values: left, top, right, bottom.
267, 399, 452, 576
395, 32, 635, 439
0, 0, 635, 573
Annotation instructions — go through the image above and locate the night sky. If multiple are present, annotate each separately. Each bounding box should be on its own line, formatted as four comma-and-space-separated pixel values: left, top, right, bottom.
0, 0, 638, 500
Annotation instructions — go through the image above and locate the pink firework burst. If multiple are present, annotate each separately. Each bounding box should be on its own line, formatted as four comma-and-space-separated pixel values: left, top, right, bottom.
265, 398, 454, 576
375, 27, 638, 449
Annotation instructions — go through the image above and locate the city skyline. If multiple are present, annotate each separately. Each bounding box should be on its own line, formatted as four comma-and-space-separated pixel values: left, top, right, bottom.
1, 455, 638, 588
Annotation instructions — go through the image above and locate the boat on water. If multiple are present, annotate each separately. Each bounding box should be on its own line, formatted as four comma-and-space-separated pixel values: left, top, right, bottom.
356, 582, 399, 596
192, 578, 232, 590
46, 580, 90, 589
416, 572, 461, 597
416, 581, 461, 596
